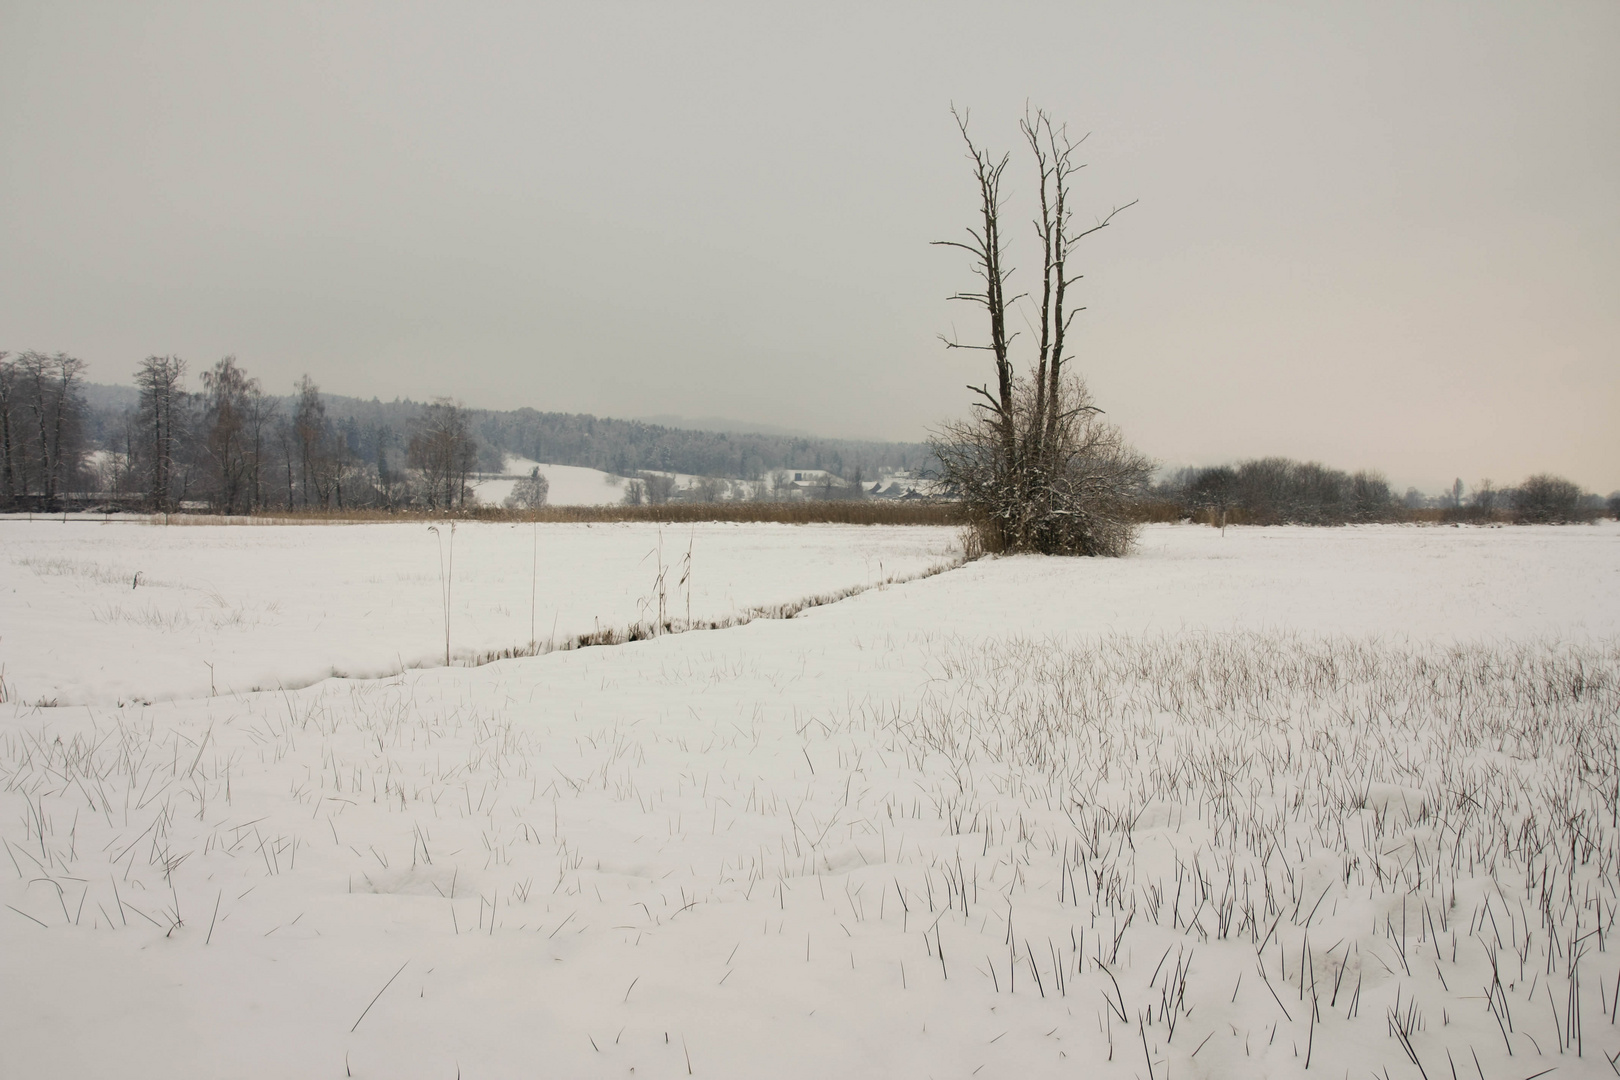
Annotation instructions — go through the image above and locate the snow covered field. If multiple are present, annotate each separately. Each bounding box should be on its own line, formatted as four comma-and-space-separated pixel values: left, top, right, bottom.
0, 519, 959, 706
3, 521, 1619, 1078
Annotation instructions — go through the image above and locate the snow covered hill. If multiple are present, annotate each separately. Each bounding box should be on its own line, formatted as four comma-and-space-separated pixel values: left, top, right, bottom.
467, 455, 630, 507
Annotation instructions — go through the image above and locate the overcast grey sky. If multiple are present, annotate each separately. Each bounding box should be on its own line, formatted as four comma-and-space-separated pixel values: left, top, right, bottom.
3, 2, 1616, 491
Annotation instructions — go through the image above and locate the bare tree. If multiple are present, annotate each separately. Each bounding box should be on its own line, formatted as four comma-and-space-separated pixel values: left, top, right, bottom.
135, 355, 186, 511
504, 467, 550, 509
932, 107, 1145, 556
201, 356, 263, 513
408, 398, 477, 508
293, 375, 326, 507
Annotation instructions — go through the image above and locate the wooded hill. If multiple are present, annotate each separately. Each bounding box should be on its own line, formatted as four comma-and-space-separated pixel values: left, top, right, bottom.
80, 383, 936, 482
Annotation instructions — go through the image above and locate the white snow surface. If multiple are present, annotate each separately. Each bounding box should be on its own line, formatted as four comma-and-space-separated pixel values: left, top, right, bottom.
4, 521, 1620, 1079
0, 518, 958, 705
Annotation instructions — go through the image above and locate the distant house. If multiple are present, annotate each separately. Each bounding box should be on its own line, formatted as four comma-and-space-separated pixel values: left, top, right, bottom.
768, 468, 859, 500
869, 471, 949, 500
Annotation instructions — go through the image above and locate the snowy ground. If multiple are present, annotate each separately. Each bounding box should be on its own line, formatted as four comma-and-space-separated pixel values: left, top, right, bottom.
3, 521, 1619, 1078
0, 519, 959, 706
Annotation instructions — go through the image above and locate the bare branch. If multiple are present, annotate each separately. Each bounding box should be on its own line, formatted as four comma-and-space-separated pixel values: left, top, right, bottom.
939, 336, 997, 352
966, 384, 1005, 413
1067, 199, 1139, 245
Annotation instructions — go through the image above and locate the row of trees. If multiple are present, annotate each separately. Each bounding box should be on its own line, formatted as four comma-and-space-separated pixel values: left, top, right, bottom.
1, 351, 483, 512
1155, 460, 1614, 526
1160, 459, 1399, 527
3, 350, 933, 513
6, 344, 1610, 523
0, 351, 88, 509
109, 357, 353, 511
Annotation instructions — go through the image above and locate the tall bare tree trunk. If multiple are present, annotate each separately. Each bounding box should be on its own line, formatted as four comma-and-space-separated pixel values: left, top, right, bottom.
933, 108, 1017, 468
932, 107, 1142, 556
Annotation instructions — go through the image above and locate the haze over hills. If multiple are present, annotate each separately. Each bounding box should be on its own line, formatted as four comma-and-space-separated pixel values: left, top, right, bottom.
635, 415, 818, 440
80, 383, 936, 483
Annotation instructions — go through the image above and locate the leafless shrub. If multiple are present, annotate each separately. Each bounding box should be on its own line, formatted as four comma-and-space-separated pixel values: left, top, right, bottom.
935, 375, 1151, 556
1159, 458, 1406, 526
1513, 473, 1597, 524
502, 467, 549, 510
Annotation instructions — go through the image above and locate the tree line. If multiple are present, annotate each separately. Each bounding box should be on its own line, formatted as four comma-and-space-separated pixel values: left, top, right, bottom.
1154, 459, 1615, 527
1, 352, 483, 512
0, 351, 86, 509
1, 351, 934, 512
5, 348, 1614, 521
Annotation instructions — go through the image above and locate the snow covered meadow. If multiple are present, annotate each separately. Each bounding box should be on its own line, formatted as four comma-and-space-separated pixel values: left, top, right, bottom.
0, 519, 958, 706
3, 520, 1619, 1078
